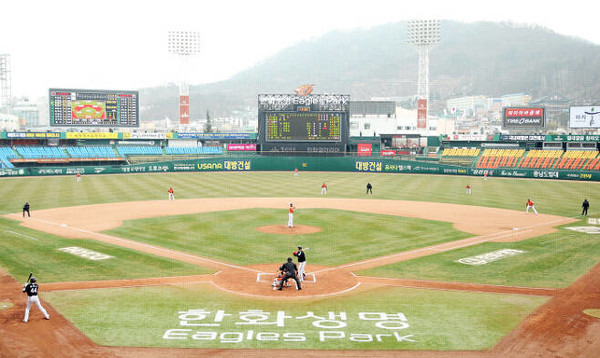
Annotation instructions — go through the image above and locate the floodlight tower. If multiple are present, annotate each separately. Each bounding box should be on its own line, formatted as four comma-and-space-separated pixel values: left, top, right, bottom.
407, 20, 440, 130
168, 31, 200, 127
0, 54, 12, 110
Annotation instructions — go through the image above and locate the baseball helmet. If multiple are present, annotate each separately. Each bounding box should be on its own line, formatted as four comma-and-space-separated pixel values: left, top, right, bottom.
30, 277, 36, 283
287, 257, 293, 262
297, 245, 302, 249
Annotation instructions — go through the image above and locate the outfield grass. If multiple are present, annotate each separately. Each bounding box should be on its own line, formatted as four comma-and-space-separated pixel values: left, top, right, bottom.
357, 224, 600, 288
0, 171, 598, 218
43, 283, 547, 350
104, 208, 471, 266
0, 217, 212, 282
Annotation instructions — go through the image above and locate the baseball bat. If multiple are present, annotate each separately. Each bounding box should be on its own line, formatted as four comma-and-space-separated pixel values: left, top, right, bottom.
25, 272, 32, 284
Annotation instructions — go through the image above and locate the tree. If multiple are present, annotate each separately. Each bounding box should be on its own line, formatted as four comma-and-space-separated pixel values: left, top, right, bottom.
204, 110, 212, 133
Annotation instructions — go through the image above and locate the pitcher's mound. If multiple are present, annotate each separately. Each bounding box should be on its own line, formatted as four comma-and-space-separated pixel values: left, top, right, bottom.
257, 225, 321, 235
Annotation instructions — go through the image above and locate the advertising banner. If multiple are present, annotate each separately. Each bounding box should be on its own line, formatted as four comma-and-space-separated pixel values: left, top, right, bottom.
227, 143, 257, 151
5, 132, 61, 139
417, 99, 427, 129
179, 95, 190, 125
123, 132, 166, 139
503, 107, 545, 128
499, 134, 545, 142
66, 132, 119, 139
357, 143, 372, 157
380, 150, 396, 156
569, 106, 600, 128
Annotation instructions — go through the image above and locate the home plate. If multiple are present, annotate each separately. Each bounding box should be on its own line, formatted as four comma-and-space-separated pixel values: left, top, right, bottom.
257, 272, 316, 283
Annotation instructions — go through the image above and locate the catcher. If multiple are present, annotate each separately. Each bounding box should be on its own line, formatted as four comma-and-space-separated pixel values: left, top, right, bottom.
272, 269, 291, 289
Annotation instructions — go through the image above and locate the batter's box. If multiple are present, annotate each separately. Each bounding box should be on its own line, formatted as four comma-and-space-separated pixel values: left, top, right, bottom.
256, 272, 317, 283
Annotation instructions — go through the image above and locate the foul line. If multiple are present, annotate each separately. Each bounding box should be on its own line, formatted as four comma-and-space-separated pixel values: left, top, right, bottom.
27, 217, 260, 273
315, 216, 575, 274
6, 230, 39, 241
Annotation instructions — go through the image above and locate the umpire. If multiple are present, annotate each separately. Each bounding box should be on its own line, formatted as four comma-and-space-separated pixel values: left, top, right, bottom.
277, 257, 301, 291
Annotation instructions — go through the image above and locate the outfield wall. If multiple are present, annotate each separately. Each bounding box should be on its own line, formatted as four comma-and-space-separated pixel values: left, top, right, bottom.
1, 157, 599, 181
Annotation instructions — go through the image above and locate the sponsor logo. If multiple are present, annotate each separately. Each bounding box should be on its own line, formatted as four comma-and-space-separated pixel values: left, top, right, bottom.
565, 226, 600, 234
163, 309, 415, 345
456, 249, 525, 265
57, 246, 113, 260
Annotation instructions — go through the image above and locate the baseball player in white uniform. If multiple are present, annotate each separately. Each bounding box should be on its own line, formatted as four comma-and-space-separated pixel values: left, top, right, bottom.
294, 246, 309, 282
22, 277, 50, 322
288, 203, 296, 228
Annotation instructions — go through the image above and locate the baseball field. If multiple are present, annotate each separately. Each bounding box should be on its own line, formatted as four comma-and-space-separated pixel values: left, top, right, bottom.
1, 171, 600, 357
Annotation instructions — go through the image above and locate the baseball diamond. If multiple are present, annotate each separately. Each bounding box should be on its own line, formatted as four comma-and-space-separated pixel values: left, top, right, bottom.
0, 171, 600, 357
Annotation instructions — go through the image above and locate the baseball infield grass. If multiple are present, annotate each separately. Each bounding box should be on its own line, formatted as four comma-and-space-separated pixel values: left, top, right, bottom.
0, 217, 213, 282
358, 225, 600, 288
43, 283, 547, 350
103, 208, 471, 266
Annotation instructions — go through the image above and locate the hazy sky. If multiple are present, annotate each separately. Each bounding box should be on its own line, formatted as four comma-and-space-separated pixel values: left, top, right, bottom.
1, 0, 598, 99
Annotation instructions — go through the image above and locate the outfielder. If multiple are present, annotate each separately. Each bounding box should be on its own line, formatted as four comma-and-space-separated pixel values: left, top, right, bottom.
321, 182, 327, 195
288, 202, 296, 228
168, 187, 175, 200
294, 246, 309, 282
22, 277, 50, 322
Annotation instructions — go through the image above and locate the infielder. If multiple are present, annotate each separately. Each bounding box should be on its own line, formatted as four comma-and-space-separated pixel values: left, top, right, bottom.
321, 182, 327, 195
294, 245, 309, 282
465, 184, 471, 195
22, 277, 50, 322
288, 202, 296, 228
168, 187, 175, 200
526, 199, 538, 214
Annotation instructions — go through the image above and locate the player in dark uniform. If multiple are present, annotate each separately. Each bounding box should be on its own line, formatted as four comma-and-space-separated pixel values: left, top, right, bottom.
582, 199, 590, 216
366, 183, 373, 194
294, 246, 308, 282
277, 257, 301, 291
23, 202, 30, 217
22, 277, 50, 322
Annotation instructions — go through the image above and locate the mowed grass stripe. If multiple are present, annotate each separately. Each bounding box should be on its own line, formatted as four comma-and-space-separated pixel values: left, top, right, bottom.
103, 208, 471, 266
1, 172, 599, 217
357, 226, 600, 288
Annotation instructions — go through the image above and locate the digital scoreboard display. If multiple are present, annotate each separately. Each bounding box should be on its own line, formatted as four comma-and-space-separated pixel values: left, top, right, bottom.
265, 112, 342, 142
49, 89, 139, 127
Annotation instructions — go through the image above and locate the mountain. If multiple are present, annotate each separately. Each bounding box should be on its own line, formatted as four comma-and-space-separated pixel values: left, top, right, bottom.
139, 20, 600, 121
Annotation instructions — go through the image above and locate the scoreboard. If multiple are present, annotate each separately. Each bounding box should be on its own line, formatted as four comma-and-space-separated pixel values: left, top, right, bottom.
257, 94, 350, 154
49, 89, 139, 127
265, 112, 342, 142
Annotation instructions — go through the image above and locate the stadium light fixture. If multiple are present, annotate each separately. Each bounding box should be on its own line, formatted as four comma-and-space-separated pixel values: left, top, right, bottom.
168, 31, 201, 126
407, 20, 440, 130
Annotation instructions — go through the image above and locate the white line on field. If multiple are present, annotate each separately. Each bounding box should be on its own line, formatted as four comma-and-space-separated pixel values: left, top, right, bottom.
6, 230, 38, 241
27, 218, 260, 273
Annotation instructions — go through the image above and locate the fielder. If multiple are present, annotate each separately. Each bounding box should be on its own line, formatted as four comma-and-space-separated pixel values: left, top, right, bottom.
526, 199, 538, 214
168, 187, 175, 200
321, 182, 327, 195
22, 277, 50, 322
288, 202, 296, 228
